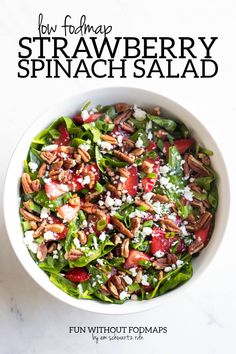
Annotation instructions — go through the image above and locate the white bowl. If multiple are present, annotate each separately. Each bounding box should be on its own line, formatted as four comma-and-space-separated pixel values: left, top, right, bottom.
3, 87, 230, 314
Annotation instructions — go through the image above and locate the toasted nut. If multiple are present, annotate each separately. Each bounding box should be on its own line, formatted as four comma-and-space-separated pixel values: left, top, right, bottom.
58, 170, 72, 183
141, 160, 154, 174
123, 138, 135, 152
187, 155, 211, 176
20, 208, 41, 222
52, 160, 63, 170
73, 153, 82, 164
81, 202, 105, 220
87, 171, 96, 189
187, 214, 195, 223
101, 134, 117, 145
114, 110, 132, 125
107, 280, 120, 299
202, 199, 211, 209
40, 151, 57, 164
49, 169, 60, 178
23, 200, 33, 213
106, 166, 115, 177
69, 195, 80, 207
134, 198, 153, 212
85, 191, 101, 202
198, 153, 210, 166
76, 162, 84, 175
118, 168, 130, 178
115, 102, 131, 113
155, 129, 168, 140
63, 158, 77, 170
37, 243, 47, 261
190, 199, 205, 214
31, 179, 41, 192
45, 224, 65, 234
114, 150, 135, 164
159, 218, 180, 233
65, 249, 83, 261
167, 253, 178, 264
112, 234, 122, 245
59, 146, 75, 154
121, 238, 130, 258
152, 194, 169, 203
188, 239, 204, 255
135, 269, 142, 283
111, 216, 134, 238
158, 270, 164, 281
120, 122, 135, 133
191, 211, 212, 231
37, 163, 47, 178
108, 184, 122, 198
29, 221, 38, 230
100, 284, 110, 296
112, 275, 126, 291
104, 116, 113, 123
78, 148, 91, 162
77, 231, 87, 245
33, 220, 47, 238
131, 217, 141, 235
47, 242, 57, 253
152, 258, 169, 270
150, 106, 161, 116
131, 148, 145, 157
106, 252, 113, 260
21, 173, 34, 194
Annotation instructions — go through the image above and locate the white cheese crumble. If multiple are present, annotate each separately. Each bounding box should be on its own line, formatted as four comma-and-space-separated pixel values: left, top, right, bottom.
180, 225, 189, 236
129, 267, 137, 277
135, 136, 144, 148
105, 195, 115, 208
97, 259, 104, 266
145, 120, 152, 131
142, 227, 153, 236
114, 199, 122, 207
141, 274, 149, 286
123, 275, 133, 285
131, 294, 138, 301
83, 175, 91, 185
40, 207, 50, 219
148, 131, 153, 140
119, 291, 130, 300
117, 135, 123, 146
80, 220, 88, 229
73, 238, 81, 248
159, 176, 169, 186
24, 231, 37, 253
79, 143, 90, 151
120, 176, 127, 184
183, 186, 193, 201
98, 141, 114, 150
154, 250, 165, 258
42, 144, 58, 152
81, 110, 90, 120
28, 162, 38, 173
43, 231, 55, 241
133, 105, 147, 121
176, 260, 184, 268
107, 223, 114, 230
60, 184, 69, 192
99, 232, 107, 242
129, 210, 148, 218
159, 165, 170, 175
164, 266, 173, 272
143, 192, 154, 202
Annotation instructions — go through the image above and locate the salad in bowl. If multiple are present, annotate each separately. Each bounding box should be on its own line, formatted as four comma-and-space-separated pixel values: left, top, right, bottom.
19, 101, 218, 304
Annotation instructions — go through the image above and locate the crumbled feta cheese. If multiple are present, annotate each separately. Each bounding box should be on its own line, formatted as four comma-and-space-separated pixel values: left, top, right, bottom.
99, 232, 106, 242
190, 177, 195, 183
107, 223, 114, 230
24, 231, 37, 253
81, 220, 88, 229
143, 192, 154, 202
180, 225, 189, 236
93, 236, 98, 249
129, 210, 148, 218
154, 250, 165, 258
43, 231, 55, 241
147, 131, 153, 140
126, 195, 133, 203
97, 259, 104, 266
159, 176, 169, 186
168, 213, 177, 222
28, 162, 38, 173
135, 136, 144, 148
98, 200, 105, 207
120, 176, 127, 184
83, 175, 91, 185
114, 199, 122, 207
73, 238, 81, 248
133, 105, 147, 121
176, 260, 184, 268
59, 184, 69, 192
183, 186, 193, 201
164, 266, 173, 272
117, 135, 123, 146
141, 274, 149, 286
98, 141, 114, 150
60, 152, 68, 159
145, 120, 152, 131
142, 227, 153, 236
123, 275, 133, 285
172, 264, 176, 270
42, 144, 58, 152
159, 165, 170, 175
81, 110, 90, 120
53, 254, 59, 260
119, 291, 130, 300
129, 267, 137, 277
131, 294, 138, 301
105, 195, 115, 208
79, 143, 90, 151
40, 207, 50, 219
57, 244, 62, 250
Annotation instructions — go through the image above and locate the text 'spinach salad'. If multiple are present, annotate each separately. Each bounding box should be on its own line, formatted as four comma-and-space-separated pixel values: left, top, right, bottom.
20, 102, 218, 303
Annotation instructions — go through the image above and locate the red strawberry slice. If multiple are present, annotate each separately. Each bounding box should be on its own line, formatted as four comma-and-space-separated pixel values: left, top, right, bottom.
47, 215, 68, 240
151, 227, 186, 254
124, 250, 151, 269
65, 267, 90, 283
111, 126, 131, 138
54, 124, 70, 146
195, 222, 211, 244
164, 139, 194, 156
45, 180, 69, 200
146, 141, 157, 152
81, 163, 100, 187
73, 113, 102, 124
57, 204, 80, 223
124, 165, 138, 196
142, 158, 160, 192
67, 174, 84, 192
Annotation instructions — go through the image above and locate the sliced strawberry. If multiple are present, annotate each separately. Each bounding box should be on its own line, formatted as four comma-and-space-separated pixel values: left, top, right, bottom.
65, 267, 90, 283
111, 126, 131, 138
45, 180, 69, 200
54, 124, 70, 146
164, 139, 194, 156
67, 174, 84, 192
124, 165, 138, 196
151, 227, 185, 254
124, 250, 151, 269
48, 215, 68, 239
195, 222, 211, 244
74, 113, 102, 124
81, 163, 100, 188
142, 158, 160, 192
146, 141, 157, 152
57, 204, 80, 223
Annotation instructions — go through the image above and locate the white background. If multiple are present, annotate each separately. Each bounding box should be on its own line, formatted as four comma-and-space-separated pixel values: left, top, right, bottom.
0, 0, 236, 353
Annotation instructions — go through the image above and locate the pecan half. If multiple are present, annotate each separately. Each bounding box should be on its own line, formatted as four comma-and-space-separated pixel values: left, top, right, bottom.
101, 134, 117, 145
107, 280, 120, 299
69, 195, 80, 207
111, 275, 126, 291
31, 179, 41, 192
198, 153, 210, 166
45, 224, 65, 234
78, 148, 91, 162
121, 238, 130, 258
150, 106, 161, 116
112, 234, 122, 245
155, 129, 168, 140
21, 173, 34, 194
141, 160, 154, 174
152, 193, 169, 203
134, 198, 153, 212
29, 221, 38, 230
114, 110, 132, 125
73, 153, 82, 164
187, 155, 211, 176
188, 239, 204, 255
131, 217, 141, 235
115, 102, 131, 113
33, 220, 47, 238
87, 171, 96, 189
51, 160, 63, 170
190, 199, 205, 214
37, 243, 47, 261
85, 191, 101, 202
59, 146, 75, 154
110, 216, 134, 238
106, 166, 115, 177
58, 170, 72, 183
122, 138, 135, 152
20, 208, 41, 222
63, 158, 76, 170
191, 211, 212, 231
135, 269, 142, 283
153, 258, 169, 270
77, 231, 87, 245
40, 151, 56, 164
158, 270, 164, 281
100, 284, 110, 296
159, 218, 180, 233
47, 242, 57, 253
131, 148, 145, 157
108, 183, 122, 198
113, 150, 135, 164
120, 122, 135, 133
118, 168, 130, 178
37, 163, 47, 178
65, 249, 83, 261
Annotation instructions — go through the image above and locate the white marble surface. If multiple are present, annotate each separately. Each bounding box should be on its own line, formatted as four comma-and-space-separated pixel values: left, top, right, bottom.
0, 0, 236, 353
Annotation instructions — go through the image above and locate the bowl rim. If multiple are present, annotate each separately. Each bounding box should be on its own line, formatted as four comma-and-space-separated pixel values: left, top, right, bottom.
3, 85, 231, 314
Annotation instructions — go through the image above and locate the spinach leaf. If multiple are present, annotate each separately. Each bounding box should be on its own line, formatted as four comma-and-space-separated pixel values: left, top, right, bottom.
65, 220, 78, 252
148, 115, 177, 133
39, 254, 68, 274
49, 273, 80, 298
195, 176, 215, 192
168, 146, 183, 176
93, 291, 113, 303
83, 124, 101, 143
34, 190, 72, 211
131, 129, 149, 148
208, 183, 218, 210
